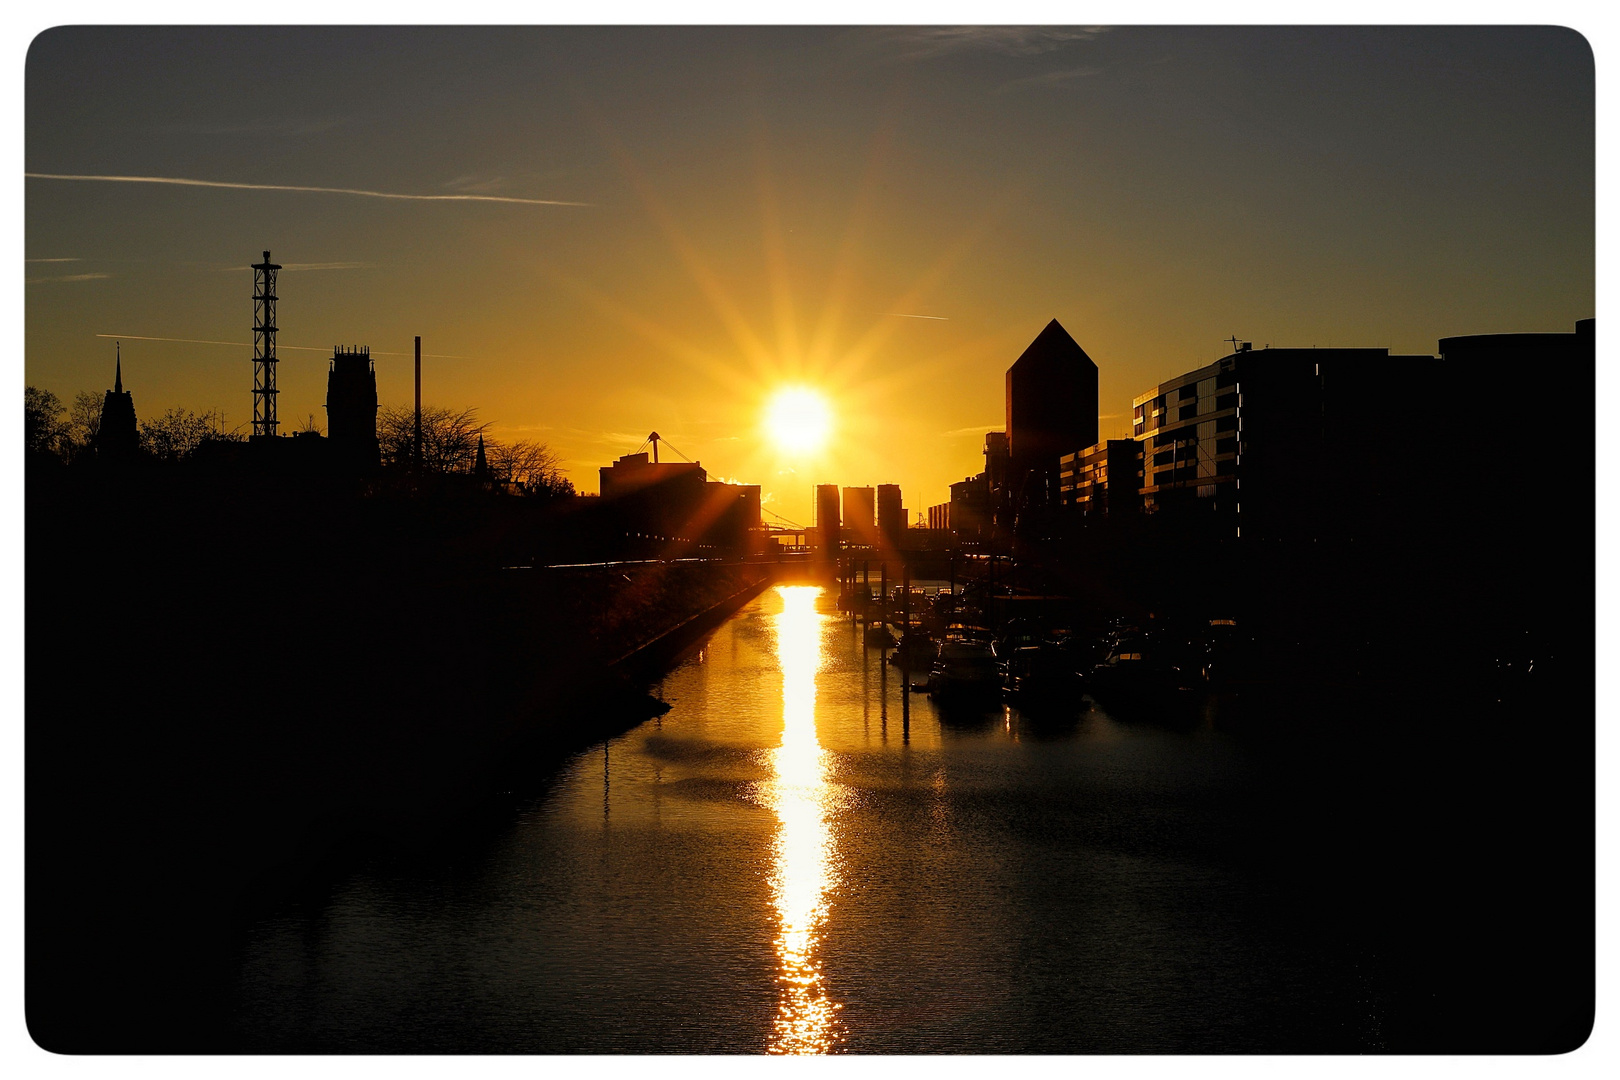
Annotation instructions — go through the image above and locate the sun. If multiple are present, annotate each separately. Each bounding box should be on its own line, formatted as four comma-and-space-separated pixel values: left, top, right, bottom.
764, 387, 833, 456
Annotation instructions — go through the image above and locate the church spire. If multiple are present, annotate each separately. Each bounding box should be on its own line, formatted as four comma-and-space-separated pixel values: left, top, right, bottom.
114, 341, 122, 393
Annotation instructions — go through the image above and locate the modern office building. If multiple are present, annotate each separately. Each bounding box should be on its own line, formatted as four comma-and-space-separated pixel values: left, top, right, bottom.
842, 486, 877, 547
1059, 439, 1144, 516
814, 483, 842, 555
947, 473, 994, 545
983, 431, 1009, 490
1131, 343, 1439, 539
1005, 319, 1099, 508
1434, 319, 1592, 523
877, 484, 906, 545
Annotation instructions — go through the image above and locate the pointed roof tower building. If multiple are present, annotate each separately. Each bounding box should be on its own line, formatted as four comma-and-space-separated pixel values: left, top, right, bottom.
1004, 318, 1099, 504
96, 342, 140, 461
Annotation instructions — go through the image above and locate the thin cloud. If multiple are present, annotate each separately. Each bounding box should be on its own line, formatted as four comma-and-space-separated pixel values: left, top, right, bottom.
994, 67, 1102, 95
208, 261, 374, 273
940, 424, 1004, 438
885, 312, 949, 321
92, 333, 472, 360
156, 116, 354, 137
26, 257, 80, 263
28, 272, 110, 284
442, 174, 510, 195
877, 26, 1109, 61
27, 173, 592, 207
281, 261, 377, 272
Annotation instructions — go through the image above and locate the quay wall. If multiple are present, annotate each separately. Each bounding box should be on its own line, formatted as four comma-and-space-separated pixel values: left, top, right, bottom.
25, 466, 772, 1052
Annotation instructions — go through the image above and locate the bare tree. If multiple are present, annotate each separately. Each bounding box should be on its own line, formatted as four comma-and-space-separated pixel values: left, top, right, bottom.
25, 386, 67, 458
484, 438, 574, 496
138, 407, 242, 462
64, 391, 103, 461
377, 404, 487, 473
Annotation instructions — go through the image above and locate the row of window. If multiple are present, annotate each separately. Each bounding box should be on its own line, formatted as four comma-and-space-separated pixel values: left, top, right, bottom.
1136, 402, 1242, 436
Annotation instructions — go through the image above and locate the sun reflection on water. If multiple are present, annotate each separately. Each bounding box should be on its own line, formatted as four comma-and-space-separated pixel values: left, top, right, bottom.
766, 584, 842, 1054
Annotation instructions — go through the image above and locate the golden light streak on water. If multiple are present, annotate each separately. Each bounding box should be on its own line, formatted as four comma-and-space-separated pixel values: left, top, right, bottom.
765, 585, 842, 1054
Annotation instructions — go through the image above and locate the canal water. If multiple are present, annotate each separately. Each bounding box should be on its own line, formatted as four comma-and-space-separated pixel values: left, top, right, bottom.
234, 584, 1383, 1053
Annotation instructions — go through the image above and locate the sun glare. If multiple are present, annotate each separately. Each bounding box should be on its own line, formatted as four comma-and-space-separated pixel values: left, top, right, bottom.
765, 387, 833, 456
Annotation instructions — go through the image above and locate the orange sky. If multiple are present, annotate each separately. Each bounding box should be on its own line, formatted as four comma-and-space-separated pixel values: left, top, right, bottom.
25, 26, 1593, 525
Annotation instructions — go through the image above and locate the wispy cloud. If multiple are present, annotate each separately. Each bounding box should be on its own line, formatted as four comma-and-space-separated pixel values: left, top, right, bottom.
156, 116, 354, 137
442, 174, 511, 195
940, 424, 1003, 438
27, 173, 592, 207
207, 261, 374, 273
877, 26, 1109, 61
91, 333, 472, 359
994, 66, 1102, 94
26, 257, 80, 263
885, 312, 949, 321
28, 272, 110, 284
282, 261, 375, 272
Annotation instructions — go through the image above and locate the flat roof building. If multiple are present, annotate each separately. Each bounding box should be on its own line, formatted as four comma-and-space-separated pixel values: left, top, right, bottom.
1059, 439, 1144, 517
1132, 344, 1439, 540
599, 452, 760, 551
842, 486, 877, 547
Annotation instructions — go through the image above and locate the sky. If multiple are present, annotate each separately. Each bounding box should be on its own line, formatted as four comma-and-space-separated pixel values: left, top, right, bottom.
23, 24, 1594, 525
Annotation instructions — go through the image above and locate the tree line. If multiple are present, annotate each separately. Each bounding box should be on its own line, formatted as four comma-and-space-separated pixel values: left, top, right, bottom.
25, 386, 574, 496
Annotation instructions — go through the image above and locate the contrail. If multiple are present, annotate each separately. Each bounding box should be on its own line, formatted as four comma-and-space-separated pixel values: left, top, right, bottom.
28, 172, 592, 207
884, 312, 949, 321
94, 333, 473, 360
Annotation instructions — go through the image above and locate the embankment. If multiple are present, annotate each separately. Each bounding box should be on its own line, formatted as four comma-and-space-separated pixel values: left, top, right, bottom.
25, 465, 771, 1052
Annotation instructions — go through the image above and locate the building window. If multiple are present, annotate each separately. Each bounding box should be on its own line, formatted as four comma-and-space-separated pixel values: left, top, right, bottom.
1215, 415, 1238, 432
1216, 371, 1238, 388
1179, 404, 1197, 420
1216, 393, 1238, 411
1178, 385, 1196, 401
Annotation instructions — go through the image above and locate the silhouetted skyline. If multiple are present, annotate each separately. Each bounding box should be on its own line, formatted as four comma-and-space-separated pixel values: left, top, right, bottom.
24, 25, 1593, 525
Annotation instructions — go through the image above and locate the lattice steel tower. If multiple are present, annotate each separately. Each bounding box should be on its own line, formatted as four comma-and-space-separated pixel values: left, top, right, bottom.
251, 250, 281, 438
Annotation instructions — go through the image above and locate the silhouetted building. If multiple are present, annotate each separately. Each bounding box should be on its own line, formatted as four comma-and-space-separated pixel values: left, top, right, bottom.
927, 502, 950, 532
983, 431, 1009, 491
95, 345, 139, 461
814, 483, 842, 556
599, 452, 760, 550
473, 434, 490, 478
1006, 319, 1099, 510
1133, 343, 1439, 540
325, 346, 379, 470
1059, 440, 1143, 516
842, 486, 877, 547
877, 484, 905, 546
1434, 319, 1592, 529
948, 473, 993, 544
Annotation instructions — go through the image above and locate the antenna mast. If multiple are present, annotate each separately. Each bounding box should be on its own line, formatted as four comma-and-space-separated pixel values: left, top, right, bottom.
252, 250, 281, 438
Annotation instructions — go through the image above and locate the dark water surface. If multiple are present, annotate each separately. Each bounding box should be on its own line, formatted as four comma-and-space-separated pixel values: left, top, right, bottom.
235, 585, 1385, 1053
